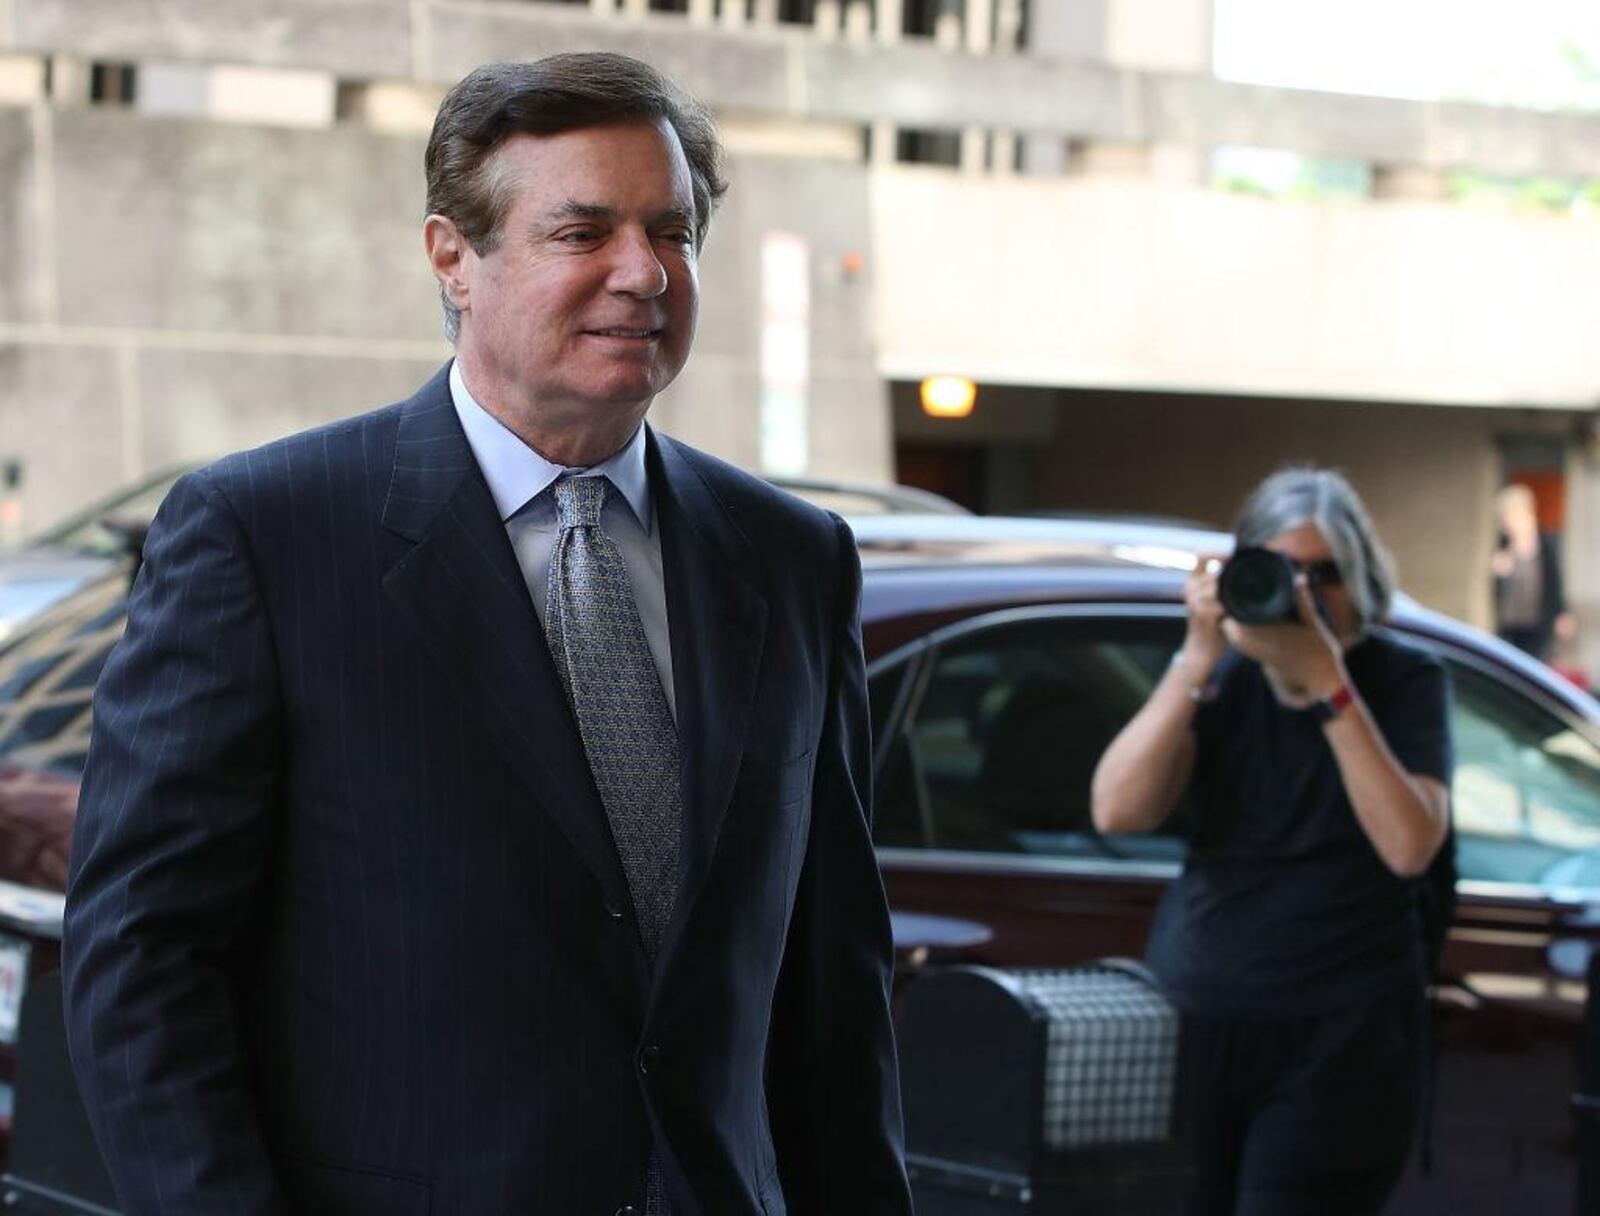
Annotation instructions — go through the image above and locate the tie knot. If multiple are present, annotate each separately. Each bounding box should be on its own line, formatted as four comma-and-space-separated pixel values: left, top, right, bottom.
554, 475, 608, 530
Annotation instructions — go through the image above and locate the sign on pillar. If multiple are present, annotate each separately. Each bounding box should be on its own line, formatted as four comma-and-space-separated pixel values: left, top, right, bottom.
759, 232, 811, 478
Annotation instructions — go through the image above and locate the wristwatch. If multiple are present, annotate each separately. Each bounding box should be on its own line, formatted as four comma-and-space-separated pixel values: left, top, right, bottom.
1309, 683, 1354, 723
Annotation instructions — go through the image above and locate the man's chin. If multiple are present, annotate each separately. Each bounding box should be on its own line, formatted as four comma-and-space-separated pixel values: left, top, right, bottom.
588, 364, 681, 408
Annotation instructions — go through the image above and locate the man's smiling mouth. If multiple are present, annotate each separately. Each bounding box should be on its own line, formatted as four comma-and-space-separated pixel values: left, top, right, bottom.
587, 327, 661, 339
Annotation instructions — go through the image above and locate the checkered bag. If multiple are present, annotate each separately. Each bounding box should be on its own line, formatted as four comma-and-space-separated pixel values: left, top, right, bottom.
1007, 962, 1179, 1149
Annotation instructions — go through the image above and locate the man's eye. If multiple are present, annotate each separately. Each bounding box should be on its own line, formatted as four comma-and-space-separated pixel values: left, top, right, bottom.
659, 230, 695, 247
557, 229, 601, 243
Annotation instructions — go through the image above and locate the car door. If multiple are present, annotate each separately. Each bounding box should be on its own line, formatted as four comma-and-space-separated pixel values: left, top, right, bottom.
1388, 628, 1600, 1207
869, 604, 1600, 1209
870, 604, 1189, 970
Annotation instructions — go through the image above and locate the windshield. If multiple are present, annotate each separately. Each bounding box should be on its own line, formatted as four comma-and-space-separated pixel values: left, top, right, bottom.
31, 470, 186, 557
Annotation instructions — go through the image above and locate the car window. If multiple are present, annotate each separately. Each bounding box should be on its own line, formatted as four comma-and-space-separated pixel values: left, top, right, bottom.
868, 660, 926, 848
0, 569, 129, 777
33, 469, 185, 556
1445, 659, 1600, 894
872, 616, 1188, 863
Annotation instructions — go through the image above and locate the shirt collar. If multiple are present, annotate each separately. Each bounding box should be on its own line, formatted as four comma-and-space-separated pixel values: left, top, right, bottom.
449, 360, 653, 533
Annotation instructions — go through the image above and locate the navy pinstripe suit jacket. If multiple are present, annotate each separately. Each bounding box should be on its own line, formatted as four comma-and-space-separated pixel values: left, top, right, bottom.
62, 366, 912, 1215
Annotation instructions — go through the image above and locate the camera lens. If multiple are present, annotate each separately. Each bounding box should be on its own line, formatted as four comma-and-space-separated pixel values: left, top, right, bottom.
1219, 548, 1299, 624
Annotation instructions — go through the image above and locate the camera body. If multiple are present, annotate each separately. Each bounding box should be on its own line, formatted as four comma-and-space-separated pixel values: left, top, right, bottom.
1218, 547, 1304, 625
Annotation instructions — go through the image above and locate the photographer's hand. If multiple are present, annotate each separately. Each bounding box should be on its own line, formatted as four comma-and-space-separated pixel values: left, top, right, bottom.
1090, 553, 1226, 836
1177, 556, 1228, 686
1223, 574, 1346, 708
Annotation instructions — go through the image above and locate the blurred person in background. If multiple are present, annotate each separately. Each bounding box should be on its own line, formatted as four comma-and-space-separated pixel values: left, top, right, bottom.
1492, 481, 1577, 665
61, 52, 910, 1216
1092, 467, 1453, 1216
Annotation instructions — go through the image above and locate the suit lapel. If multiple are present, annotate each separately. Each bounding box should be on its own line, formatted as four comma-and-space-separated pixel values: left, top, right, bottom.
379, 372, 637, 940
650, 433, 769, 968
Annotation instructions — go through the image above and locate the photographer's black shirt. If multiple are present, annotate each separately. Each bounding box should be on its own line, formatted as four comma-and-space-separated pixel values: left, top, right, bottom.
1146, 628, 1453, 1018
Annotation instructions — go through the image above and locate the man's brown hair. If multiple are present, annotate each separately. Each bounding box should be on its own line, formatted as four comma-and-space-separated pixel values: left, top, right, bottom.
425, 53, 728, 341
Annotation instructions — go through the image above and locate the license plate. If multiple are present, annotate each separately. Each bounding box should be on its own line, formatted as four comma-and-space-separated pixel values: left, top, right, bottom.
0, 934, 32, 1045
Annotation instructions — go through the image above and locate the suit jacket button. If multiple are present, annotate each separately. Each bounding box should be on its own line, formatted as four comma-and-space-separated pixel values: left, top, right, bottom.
615, 1207, 640, 1216
638, 1045, 660, 1075
604, 902, 624, 921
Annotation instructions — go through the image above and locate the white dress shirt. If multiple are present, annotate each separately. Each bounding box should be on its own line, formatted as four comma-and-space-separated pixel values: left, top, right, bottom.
449, 361, 676, 721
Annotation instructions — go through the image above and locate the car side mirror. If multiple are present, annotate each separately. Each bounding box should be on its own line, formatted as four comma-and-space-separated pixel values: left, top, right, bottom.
98, 514, 150, 587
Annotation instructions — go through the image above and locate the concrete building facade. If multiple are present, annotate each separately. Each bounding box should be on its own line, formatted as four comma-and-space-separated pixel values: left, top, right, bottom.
1, 0, 1598, 663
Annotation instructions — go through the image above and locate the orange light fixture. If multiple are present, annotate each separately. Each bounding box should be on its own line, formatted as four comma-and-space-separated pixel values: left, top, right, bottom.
920, 376, 977, 419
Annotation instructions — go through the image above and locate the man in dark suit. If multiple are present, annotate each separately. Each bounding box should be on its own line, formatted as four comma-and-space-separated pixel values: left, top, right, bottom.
62, 53, 912, 1216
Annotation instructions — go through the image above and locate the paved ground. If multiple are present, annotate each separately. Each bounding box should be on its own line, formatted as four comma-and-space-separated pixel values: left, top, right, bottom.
1389, 1039, 1581, 1214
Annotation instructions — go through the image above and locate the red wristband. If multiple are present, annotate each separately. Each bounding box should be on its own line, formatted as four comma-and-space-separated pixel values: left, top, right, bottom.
1311, 683, 1354, 722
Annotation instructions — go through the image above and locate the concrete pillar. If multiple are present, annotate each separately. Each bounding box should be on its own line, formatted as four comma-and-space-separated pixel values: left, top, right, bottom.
589, 0, 614, 14
0, 54, 47, 103
844, 0, 872, 41
1372, 165, 1451, 203
876, 0, 903, 43
1565, 435, 1600, 677
959, 126, 985, 174
751, 0, 779, 25
995, 0, 1023, 50
870, 119, 897, 166
1028, 0, 1213, 73
335, 80, 446, 134
992, 130, 1018, 174
933, 0, 960, 49
47, 54, 92, 104
812, 0, 839, 37
623, 0, 648, 17
965, 0, 994, 53
687, 0, 714, 23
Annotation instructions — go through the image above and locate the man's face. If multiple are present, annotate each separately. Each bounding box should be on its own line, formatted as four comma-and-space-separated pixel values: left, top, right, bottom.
451, 118, 700, 438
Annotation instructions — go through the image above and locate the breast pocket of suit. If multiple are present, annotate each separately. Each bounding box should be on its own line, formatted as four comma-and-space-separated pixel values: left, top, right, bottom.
728, 750, 815, 897
731, 748, 814, 810
279, 1155, 431, 1216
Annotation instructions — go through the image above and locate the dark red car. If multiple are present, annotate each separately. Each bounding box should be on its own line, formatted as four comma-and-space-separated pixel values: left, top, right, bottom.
0, 506, 1594, 1214
856, 513, 1600, 1214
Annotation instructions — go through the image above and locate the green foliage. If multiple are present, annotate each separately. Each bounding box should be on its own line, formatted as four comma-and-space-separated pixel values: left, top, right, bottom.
1559, 40, 1598, 84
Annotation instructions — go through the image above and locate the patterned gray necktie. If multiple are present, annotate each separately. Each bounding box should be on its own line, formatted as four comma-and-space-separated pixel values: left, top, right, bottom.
545, 474, 678, 1215
545, 473, 682, 953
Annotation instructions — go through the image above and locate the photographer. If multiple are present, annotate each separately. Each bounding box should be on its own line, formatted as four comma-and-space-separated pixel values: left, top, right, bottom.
1091, 467, 1452, 1216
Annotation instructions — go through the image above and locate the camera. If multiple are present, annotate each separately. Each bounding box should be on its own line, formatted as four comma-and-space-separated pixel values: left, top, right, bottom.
1218, 547, 1319, 625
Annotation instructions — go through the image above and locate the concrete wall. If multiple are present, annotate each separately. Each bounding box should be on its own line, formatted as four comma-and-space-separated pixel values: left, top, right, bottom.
0, 99, 887, 531
651, 154, 889, 480
12, 1, 1600, 179
1036, 393, 1511, 628
895, 384, 1593, 650
0, 100, 447, 531
871, 169, 1600, 410
1, 1, 1597, 662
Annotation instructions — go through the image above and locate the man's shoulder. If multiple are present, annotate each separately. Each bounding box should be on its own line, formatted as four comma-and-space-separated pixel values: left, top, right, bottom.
200, 369, 451, 507
655, 432, 845, 548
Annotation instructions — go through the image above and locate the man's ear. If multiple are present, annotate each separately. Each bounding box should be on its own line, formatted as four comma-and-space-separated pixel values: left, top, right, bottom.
424, 214, 472, 313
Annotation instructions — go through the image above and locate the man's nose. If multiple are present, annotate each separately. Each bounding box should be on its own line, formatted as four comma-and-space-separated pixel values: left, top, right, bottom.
607, 228, 669, 298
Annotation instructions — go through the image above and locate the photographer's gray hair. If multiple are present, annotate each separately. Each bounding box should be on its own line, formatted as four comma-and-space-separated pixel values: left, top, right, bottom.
1234, 467, 1396, 634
